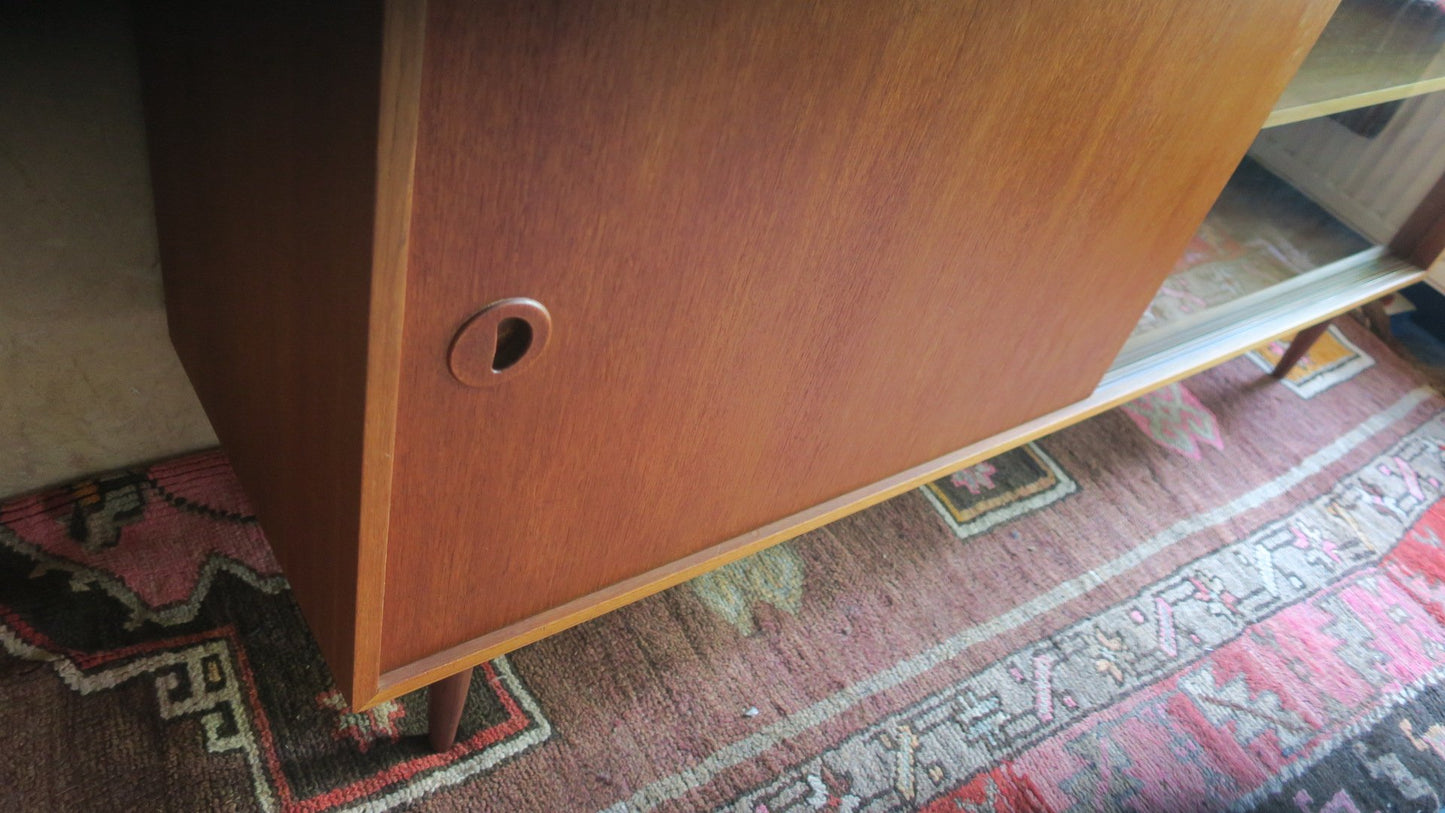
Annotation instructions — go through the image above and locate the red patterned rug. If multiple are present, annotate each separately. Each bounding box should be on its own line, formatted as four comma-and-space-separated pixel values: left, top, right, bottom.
7, 318, 1445, 811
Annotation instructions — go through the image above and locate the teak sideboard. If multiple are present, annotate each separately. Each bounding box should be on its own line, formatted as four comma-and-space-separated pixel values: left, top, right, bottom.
135, 0, 1445, 745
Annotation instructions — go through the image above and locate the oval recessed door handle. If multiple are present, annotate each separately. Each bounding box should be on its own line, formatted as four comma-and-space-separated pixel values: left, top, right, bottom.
448, 298, 552, 387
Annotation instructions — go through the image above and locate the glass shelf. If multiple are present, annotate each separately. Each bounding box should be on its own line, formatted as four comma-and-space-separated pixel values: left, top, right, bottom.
1267, 0, 1445, 128
1110, 247, 1419, 381
1113, 86, 1438, 388
1116, 1, 1445, 383
1129, 158, 1372, 342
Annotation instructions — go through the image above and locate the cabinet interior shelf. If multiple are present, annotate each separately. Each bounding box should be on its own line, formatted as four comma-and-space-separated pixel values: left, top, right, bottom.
1108, 248, 1421, 386
1107, 139, 1427, 420
1266, 0, 1445, 127
1110, 83, 1435, 412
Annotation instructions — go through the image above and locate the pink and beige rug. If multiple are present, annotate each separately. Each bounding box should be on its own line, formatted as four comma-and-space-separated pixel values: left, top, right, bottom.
6, 317, 1445, 811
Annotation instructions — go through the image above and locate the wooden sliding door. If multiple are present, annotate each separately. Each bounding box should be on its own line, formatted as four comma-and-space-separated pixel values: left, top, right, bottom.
377, 0, 1342, 683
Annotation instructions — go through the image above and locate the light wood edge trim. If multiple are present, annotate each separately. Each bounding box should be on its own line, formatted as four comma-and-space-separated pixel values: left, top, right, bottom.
353, 0, 426, 705
1265, 76, 1445, 129
357, 264, 1424, 707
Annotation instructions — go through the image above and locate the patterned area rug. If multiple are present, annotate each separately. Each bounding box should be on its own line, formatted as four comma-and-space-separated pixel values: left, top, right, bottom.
7, 318, 1445, 811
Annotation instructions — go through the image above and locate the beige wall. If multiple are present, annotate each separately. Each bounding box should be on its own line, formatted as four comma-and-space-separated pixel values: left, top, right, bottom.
0, 3, 215, 498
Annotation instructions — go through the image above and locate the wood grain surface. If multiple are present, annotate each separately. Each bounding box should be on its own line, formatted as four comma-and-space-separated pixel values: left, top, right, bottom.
134, 0, 389, 701
379, 0, 1342, 673
1393, 169, 1445, 272
372, 247, 1423, 705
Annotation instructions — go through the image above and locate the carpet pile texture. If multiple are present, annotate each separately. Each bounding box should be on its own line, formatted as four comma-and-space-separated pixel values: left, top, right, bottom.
7, 318, 1445, 811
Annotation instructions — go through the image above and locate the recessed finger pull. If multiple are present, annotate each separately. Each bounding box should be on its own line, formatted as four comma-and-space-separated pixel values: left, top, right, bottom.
448, 298, 552, 387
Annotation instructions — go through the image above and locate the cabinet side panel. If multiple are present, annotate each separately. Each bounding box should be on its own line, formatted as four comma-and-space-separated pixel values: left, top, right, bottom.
1393, 169, 1445, 271
134, 0, 386, 701
384, 0, 1339, 670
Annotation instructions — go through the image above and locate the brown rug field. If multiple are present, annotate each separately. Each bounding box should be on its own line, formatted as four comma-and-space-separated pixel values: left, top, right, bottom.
8, 317, 1445, 811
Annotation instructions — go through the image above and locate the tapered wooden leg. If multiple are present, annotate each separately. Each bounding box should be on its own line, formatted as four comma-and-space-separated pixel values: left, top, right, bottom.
1359, 297, 1393, 341
427, 667, 474, 752
1271, 320, 1331, 379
